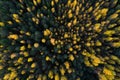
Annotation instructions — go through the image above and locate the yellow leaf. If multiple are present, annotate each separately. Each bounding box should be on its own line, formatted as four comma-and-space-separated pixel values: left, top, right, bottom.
20, 46, 25, 51
69, 54, 74, 61
48, 70, 53, 79
112, 42, 120, 48
69, 47, 73, 52
51, 1, 54, 6
37, 75, 42, 80
95, 14, 101, 20
50, 38, 55, 45
60, 67, 65, 75
109, 13, 118, 20
96, 40, 102, 46
0, 22, 5, 26
104, 30, 115, 36
27, 7, 31, 12
43, 29, 51, 36
13, 14, 19, 19
55, 74, 59, 80
72, 0, 77, 7
28, 44, 31, 49
51, 7, 55, 13
8, 34, 18, 40
21, 52, 28, 57
55, 0, 59, 3
67, 22, 72, 27
10, 53, 17, 59
103, 68, 113, 75
64, 61, 70, 69
20, 40, 25, 44
37, 0, 41, 4
64, 33, 69, 38
0, 65, 3, 70
68, 13, 73, 18
45, 56, 51, 61
17, 57, 23, 64
73, 18, 77, 25
86, 42, 91, 47
3, 73, 10, 80
34, 43, 39, 48
26, 32, 31, 36
41, 38, 46, 43
28, 58, 33, 62
33, 0, 37, 6
31, 63, 36, 68
61, 76, 68, 80
101, 8, 108, 16
88, 7, 93, 12
94, 23, 101, 32
21, 70, 26, 74
7, 21, 13, 25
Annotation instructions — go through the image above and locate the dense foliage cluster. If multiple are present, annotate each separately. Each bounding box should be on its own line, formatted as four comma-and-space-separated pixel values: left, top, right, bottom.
0, 0, 120, 80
